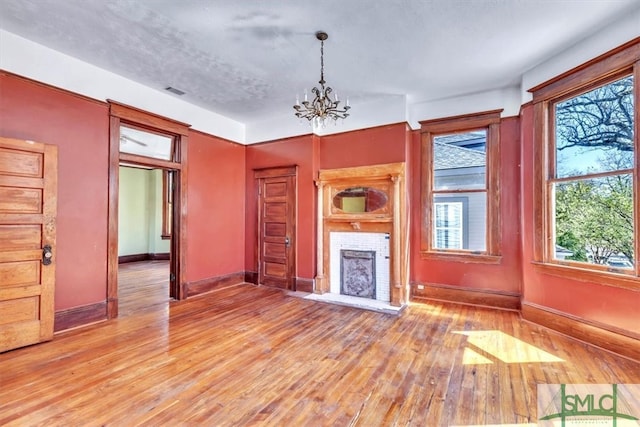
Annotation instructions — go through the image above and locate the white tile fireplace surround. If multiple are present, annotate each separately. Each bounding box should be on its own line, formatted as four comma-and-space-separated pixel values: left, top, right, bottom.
329, 232, 390, 302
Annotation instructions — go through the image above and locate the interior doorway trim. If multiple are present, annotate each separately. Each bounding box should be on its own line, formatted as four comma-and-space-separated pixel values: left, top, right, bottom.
107, 101, 190, 319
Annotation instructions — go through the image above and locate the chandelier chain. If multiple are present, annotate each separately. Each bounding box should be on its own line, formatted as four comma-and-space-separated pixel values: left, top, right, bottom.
319, 38, 325, 86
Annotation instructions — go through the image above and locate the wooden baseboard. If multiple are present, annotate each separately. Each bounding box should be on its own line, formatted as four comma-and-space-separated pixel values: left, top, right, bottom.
242, 273, 311, 291
118, 253, 148, 264
521, 302, 640, 362
185, 272, 246, 298
118, 253, 170, 264
244, 271, 257, 285
54, 301, 107, 332
410, 282, 520, 311
295, 277, 314, 293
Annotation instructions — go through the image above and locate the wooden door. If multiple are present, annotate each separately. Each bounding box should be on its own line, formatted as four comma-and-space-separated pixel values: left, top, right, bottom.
0, 137, 57, 352
257, 167, 296, 290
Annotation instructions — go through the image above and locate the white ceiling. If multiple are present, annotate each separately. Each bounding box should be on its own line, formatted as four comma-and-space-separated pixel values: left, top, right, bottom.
1, 0, 639, 143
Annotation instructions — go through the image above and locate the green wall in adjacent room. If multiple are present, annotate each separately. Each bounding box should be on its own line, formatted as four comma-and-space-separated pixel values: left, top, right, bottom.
118, 166, 170, 256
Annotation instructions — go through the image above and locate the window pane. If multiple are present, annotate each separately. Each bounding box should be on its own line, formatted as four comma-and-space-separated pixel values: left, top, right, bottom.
434, 131, 486, 190
554, 174, 634, 268
436, 229, 462, 249
433, 193, 486, 251
434, 202, 463, 249
120, 126, 174, 160
555, 75, 634, 179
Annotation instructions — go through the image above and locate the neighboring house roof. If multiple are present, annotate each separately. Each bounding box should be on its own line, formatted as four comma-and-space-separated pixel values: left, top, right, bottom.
434, 142, 486, 170
555, 245, 573, 256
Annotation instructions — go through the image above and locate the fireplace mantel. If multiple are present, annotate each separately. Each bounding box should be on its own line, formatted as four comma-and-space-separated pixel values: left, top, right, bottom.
315, 163, 408, 307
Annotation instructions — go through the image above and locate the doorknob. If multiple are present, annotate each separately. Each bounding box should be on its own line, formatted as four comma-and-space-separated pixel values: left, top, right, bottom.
285, 237, 290, 247
42, 245, 53, 266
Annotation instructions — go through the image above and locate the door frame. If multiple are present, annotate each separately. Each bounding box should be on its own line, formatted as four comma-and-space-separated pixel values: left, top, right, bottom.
106, 101, 190, 319
255, 166, 297, 290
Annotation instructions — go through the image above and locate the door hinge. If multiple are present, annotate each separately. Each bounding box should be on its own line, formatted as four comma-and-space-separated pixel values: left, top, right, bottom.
170, 273, 176, 282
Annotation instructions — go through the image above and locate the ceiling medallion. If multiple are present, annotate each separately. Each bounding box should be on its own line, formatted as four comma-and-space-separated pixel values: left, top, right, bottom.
293, 31, 351, 128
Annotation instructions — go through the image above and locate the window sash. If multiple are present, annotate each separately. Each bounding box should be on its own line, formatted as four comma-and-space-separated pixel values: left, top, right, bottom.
550, 173, 634, 269
548, 76, 636, 274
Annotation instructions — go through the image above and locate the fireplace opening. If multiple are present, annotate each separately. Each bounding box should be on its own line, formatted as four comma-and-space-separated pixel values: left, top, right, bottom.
340, 250, 376, 299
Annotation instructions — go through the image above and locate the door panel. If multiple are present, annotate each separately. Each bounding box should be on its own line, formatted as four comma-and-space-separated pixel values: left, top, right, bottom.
0, 225, 42, 250
0, 261, 40, 286
257, 170, 296, 290
0, 147, 43, 176
264, 241, 286, 258
0, 298, 39, 325
0, 137, 57, 353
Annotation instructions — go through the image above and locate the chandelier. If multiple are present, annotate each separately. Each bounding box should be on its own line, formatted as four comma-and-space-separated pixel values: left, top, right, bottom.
293, 31, 350, 127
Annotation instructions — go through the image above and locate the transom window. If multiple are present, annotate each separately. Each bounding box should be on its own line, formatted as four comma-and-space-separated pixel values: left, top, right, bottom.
119, 125, 175, 161
420, 110, 501, 261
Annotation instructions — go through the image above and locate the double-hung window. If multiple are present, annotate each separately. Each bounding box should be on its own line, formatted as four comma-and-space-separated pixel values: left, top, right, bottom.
420, 110, 502, 261
531, 39, 639, 287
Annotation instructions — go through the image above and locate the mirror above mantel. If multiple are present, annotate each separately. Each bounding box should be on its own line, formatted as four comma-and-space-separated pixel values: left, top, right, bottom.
332, 186, 389, 214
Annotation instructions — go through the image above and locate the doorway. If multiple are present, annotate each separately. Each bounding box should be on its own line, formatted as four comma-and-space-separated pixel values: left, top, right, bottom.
117, 166, 174, 313
107, 101, 190, 319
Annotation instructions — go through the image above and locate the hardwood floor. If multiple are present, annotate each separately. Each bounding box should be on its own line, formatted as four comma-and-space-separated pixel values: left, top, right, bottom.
1, 264, 638, 426
117, 260, 170, 317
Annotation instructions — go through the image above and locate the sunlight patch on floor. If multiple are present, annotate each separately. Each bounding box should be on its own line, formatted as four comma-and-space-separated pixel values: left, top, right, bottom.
462, 347, 494, 364
453, 330, 564, 364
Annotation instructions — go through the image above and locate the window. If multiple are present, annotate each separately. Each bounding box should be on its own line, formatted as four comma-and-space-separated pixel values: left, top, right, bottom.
161, 170, 173, 239
531, 38, 639, 287
420, 110, 501, 261
119, 125, 175, 161
434, 202, 463, 249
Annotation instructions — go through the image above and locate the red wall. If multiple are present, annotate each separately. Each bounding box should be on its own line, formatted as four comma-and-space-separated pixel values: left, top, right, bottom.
0, 73, 109, 310
320, 124, 407, 169
410, 117, 522, 294
186, 132, 246, 282
245, 135, 315, 279
519, 104, 639, 334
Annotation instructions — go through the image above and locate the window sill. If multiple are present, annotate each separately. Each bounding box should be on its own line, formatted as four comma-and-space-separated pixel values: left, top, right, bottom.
420, 251, 502, 264
531, 262, 640, 291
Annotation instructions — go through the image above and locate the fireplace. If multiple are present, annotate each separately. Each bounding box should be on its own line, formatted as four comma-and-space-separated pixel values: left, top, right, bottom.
330, 231, 390, 302
341, 250, 376, 299
315, 162, 408, 308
